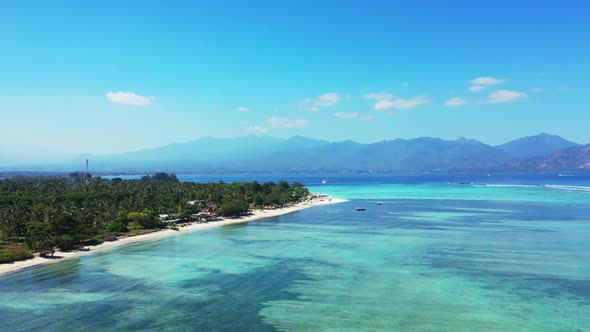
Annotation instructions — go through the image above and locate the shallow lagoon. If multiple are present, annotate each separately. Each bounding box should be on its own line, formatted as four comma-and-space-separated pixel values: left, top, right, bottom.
1, 176, 589, 331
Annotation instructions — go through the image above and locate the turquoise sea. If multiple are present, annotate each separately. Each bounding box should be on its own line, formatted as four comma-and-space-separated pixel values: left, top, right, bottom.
1, 173, 589, 331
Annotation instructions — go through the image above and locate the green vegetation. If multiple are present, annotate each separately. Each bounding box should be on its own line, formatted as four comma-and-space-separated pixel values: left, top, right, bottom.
0, 243, 34, 264
0, 173, 310, 263
218, 199, 249, 217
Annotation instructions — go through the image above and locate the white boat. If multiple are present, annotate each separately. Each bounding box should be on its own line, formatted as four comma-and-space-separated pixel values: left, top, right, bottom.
321, 180, 327, 184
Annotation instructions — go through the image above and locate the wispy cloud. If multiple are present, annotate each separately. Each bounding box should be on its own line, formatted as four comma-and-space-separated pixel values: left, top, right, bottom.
468, 85, 488, 92
246, 125, 268, 134
266, 117, 309, 128
365, 93, 428, 110
529, 87, 544, 93
333, 112, 375, 120
559, 85, 569, 91
333, 112, 359, 119
300, 92, 341, 111
364, 93, 391, 101
106, 91, 154, 106
315, 93, 341, 107
469, 77, 507, 85
299, 99, 318, 111
236, 106, 249, 112
445, 97, 466, 107
488, 90, 528, 104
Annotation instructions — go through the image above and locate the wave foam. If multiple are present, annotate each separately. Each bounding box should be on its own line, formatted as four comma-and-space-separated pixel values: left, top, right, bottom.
452, 183, 590, 193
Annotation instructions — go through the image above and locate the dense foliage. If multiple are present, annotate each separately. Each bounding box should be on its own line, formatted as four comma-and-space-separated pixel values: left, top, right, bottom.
0, 244, 33, 264
0, 173, 309, 261
218, 199, 249, 217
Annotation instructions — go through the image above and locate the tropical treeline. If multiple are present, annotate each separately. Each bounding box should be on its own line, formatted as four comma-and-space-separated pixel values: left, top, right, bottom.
0, 173, 309, 263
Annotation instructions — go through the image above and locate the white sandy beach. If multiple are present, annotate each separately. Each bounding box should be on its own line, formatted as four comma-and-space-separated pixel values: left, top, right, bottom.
0, 195, 346, 277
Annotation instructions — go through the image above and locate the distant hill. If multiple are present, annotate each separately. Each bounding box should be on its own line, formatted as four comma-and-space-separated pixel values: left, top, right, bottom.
67, 136, 515, 172
504, 144, 590, 172
495, 133, 580, 159
2, 134, 588, 173
86, 135, 286, 163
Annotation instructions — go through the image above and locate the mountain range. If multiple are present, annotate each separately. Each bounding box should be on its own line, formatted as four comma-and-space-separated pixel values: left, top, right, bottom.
504, 144, 590, 172
0, 133, 587, 173
494, 133, 580, 159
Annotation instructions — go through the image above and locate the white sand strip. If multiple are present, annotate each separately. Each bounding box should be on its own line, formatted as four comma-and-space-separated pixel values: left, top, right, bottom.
0, 195, 346, 277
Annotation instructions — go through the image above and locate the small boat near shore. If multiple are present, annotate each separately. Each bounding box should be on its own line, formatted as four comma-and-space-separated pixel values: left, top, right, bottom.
356, 208, 366, 211
377, 202, 382, 205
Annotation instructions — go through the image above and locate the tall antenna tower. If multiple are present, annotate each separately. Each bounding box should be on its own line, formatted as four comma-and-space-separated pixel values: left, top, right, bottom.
86, 159, 89, 175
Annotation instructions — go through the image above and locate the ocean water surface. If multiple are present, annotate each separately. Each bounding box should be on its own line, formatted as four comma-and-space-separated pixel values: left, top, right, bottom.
1, 173, 589, 331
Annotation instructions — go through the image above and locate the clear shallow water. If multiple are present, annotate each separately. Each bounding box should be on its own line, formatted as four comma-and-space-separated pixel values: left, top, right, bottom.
1, 174, 590, 331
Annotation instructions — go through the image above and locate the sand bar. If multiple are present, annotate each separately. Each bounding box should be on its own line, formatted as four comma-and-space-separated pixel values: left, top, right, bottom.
0, 195, 346, 277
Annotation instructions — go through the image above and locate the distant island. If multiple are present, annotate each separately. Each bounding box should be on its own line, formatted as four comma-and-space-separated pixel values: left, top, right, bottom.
1, 133, 589, 173
0, 173, 319, 266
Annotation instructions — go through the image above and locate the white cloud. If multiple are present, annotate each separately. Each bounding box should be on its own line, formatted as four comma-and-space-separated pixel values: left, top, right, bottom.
469, 77, 507, 85
333, 112, 375, 120
488, 90, 528, 104
333, 112, 360, 119
445, 97, 466, 107
530, 87, 544, 93
298, 99, 320, 111
301, 93, 341, 111
364, 93, 428, 110
468, 85, 488, 92
364, 93, 392, 100
236, 106, 249, 112
315, 93, 341, 107
246, 125, 268, 134
106, 91, 154, 106
299, 99, 315, 111
266, 117, 309, 128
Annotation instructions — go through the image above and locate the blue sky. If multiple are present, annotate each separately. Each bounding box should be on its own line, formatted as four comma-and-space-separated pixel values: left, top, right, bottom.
0, 0, 589, 154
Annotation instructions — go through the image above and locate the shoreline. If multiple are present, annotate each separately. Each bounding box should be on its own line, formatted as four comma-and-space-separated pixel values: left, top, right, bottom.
0, 195, 347, 277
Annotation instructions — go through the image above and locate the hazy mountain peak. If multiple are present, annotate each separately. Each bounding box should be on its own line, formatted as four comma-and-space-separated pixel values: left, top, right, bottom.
496, 133, 580, 159
456, 137, 483, 145
284, 136, 330, 147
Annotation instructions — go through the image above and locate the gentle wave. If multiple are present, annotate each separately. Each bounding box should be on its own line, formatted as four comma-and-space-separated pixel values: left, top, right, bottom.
450, 182, 590, 193
450, 183, 539, 188
484, 184, 540, 188
544, 185, 590, 192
